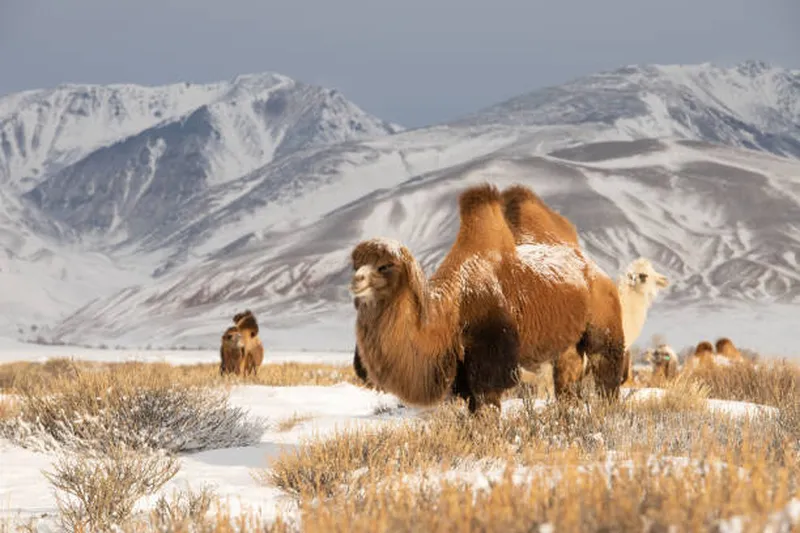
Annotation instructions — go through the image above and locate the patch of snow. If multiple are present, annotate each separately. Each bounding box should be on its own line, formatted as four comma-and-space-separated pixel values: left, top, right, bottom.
516, 243, 588, 288
0, 343, 352, 366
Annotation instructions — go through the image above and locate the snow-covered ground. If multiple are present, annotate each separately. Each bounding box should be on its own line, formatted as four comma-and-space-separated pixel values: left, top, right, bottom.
0, 376, 417, 530
0, 349, 796, 531
0, 338, 352, 366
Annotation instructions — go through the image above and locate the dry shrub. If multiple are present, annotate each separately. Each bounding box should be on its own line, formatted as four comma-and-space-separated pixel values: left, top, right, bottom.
43, 446, 179, 532
262, 402, 510, 498
0, 359, 357, 393
146, 485, 217, 531
119, 495, 296, 533
0, 364, 265, 453
630, 378, 711, 413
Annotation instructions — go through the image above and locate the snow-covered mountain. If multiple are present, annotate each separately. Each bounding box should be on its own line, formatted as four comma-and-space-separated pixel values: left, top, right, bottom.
456, 60, 800, 159
50, 138, 800, 352
2, 60, 800, 353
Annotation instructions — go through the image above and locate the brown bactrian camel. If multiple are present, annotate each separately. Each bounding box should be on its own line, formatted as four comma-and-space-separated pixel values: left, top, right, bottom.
350, 183, 621, 413
219, 326, 246, 375
618, 258, 669, 385
498, 184, 626, 400
233, 310, 264, 376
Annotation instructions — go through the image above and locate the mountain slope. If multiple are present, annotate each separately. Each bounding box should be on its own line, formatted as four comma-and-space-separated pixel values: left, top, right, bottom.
456, 60, 800, 159
50, 139, 800, 352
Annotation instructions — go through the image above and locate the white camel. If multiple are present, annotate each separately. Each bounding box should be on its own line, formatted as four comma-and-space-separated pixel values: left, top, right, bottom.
617, 257, 669, 385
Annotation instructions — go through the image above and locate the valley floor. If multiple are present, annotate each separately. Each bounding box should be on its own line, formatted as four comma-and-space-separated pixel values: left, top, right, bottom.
0, 347, 799, 532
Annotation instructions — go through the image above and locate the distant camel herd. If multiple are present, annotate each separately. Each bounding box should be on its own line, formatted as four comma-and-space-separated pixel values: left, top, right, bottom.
219, 182, 751, 411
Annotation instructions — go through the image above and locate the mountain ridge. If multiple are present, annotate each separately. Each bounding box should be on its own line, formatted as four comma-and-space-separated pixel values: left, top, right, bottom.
1, 60, 799, 353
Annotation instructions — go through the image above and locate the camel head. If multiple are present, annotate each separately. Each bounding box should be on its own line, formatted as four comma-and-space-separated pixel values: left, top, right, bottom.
350, 237, 427, 314
221, 326, 245, 352
624, 258, 669, 300
651, 344, 676, 366
233, 309, 259, 337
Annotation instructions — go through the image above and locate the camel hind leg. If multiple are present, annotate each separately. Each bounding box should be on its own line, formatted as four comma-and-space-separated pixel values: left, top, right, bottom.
456, 308, 521, 414
552, 346, 586, 401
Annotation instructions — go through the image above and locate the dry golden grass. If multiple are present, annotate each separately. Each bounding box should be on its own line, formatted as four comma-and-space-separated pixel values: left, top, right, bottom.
0, 395, 17, 421
264, 381, 799, 502
0, 358, 358, 393
5, 354, 799, 532
289, 446, 799, 533
680, 358, 800, 408
255, 380, 800, 532
275, 413, 314, 432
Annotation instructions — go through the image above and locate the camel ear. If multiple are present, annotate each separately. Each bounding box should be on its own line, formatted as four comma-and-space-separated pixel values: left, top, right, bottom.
400, 247, 428, 323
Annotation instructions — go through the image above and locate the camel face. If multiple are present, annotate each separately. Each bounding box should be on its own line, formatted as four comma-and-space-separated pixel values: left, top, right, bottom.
626, 258, 669, 299
651, 344, 675, 366
220, 326, 246, 374
222, 328, 245, 352
350, 239, 409, 308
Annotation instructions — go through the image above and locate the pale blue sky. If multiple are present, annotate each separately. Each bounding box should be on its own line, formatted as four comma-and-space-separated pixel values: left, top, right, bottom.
1, 0, 798, 127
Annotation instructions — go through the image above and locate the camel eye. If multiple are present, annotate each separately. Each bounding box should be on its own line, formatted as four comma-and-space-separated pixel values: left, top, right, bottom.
639, 273, 648, 283
378, 264, 392, 274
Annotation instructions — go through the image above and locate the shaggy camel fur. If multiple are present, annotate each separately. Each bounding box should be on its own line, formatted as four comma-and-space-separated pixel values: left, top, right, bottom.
649, 344, 678, 380
715, 337, 746, 364
233, 310, 264, 376
351, 183, 611, 413
499, 184, 626, 400
220, 326, 246, 375
618, 258, 669, 385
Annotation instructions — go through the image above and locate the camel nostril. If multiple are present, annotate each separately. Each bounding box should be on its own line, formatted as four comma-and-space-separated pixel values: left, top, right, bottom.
354, 274, 365, 283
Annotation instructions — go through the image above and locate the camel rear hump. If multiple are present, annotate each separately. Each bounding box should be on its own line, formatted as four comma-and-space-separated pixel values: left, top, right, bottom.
455, 183, 516, 255
501, 184, 579, 246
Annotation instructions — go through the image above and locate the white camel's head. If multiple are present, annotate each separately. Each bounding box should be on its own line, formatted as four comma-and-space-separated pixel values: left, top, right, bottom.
650, 344, 676, 366
623, 257, 669, 301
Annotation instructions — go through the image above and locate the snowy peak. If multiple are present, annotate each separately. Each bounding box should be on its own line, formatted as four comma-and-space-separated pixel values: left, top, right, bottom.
456, 60, 800, 159
15, 73, 401, 244
0, 73, 401, 193
0, 81, 228, 191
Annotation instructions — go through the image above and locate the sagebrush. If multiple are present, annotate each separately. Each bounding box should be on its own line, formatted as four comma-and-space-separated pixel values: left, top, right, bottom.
43, 446, 179, 532
1, 364, 265, 453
